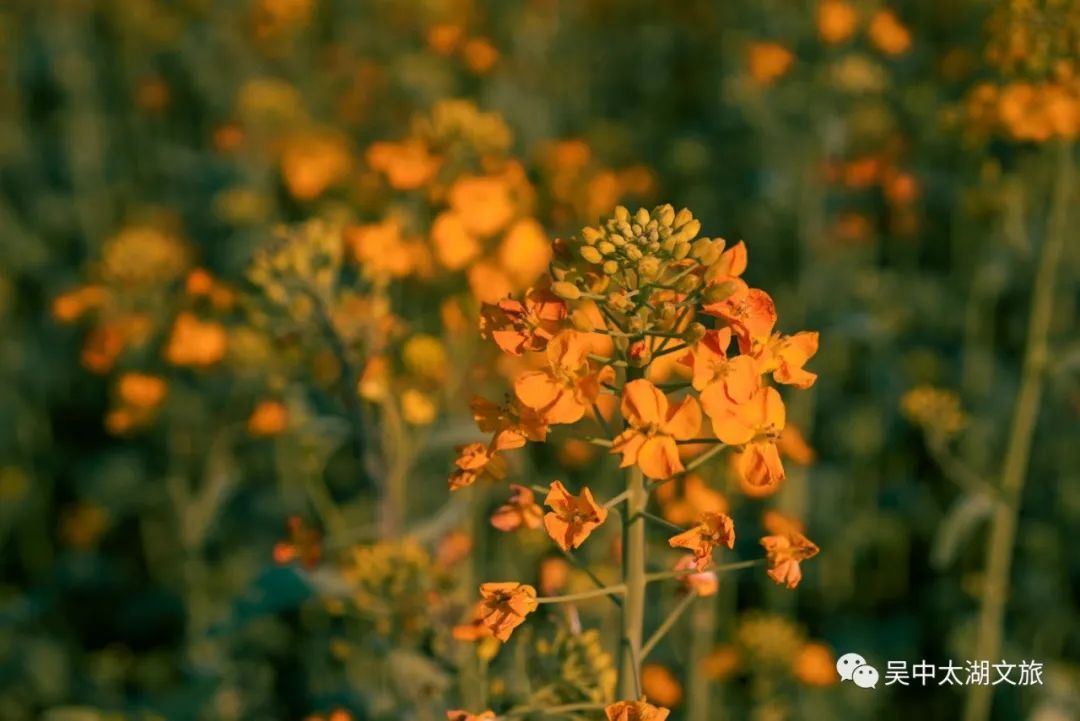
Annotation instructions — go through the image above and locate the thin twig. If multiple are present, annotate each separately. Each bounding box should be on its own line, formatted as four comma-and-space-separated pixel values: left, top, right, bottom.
641, 591, 698, 658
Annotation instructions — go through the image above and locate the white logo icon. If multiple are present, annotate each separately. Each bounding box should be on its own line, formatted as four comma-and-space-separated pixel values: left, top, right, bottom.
837, 652, 879, 689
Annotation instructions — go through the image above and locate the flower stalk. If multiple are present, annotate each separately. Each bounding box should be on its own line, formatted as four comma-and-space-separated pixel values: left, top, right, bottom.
963, 142, 1074, 721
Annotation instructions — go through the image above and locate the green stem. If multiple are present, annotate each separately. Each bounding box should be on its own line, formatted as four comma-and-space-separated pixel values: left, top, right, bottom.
683, 442, 729, 473
963, 142, 1073, 721
558, 547, 622, 608
619, 465, 647, 698
641, 591, 698, 658
536, 584, 626, 605
645, 559, 763, 583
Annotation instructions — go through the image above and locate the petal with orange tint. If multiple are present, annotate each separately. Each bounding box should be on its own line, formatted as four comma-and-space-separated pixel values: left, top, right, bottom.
664, 395, 701, 440
514, 371, 561, 410
621, 378, 668, 427
637, 436, 683, 479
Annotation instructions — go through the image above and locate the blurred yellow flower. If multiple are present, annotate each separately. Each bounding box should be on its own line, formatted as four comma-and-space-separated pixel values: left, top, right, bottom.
248, 400, 289, 437
868, 9, 911, 55
401, 388, 437, 426
817, 0, 859, 45
280, 130, 353, 200
165, 312, 228, 367
747, 42, 794, 87
640, 664, 683, 708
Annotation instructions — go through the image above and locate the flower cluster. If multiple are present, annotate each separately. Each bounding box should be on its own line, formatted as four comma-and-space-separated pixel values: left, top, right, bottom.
447, 205, 821, 716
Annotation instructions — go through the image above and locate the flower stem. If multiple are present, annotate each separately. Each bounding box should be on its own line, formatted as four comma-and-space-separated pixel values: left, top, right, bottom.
619, 464, 648, 698
645, 558, 763, 583
641, 590, 698, 658
536, 584, 627, 605
682, 442, 729, 473
963, 142, 1073, 721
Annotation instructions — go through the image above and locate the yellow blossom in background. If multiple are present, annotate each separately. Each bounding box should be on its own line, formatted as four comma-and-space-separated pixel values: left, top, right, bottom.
901, 385, 967, 437
248, 400, 289, 436
164, 312, 228, 367
280, 129, 352, 200
640, 664, 683, 708
817, 0, 859, 45
793, 642, 839, 686
747, 42, 794, 86
401, 388, 437, 426
868, 9, 912, 56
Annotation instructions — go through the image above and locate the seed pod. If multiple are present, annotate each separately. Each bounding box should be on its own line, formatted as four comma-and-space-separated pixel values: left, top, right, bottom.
552, 281, 582, 300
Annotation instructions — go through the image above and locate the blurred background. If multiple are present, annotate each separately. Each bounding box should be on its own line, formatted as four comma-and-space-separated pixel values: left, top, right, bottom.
0, 0, 1078, 720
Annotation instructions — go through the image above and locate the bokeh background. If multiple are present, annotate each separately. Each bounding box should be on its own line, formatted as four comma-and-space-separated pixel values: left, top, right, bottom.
1, 0, 1078, 720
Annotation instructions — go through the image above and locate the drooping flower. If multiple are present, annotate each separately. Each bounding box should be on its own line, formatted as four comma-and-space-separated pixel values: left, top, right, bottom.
753, 331, 819, 389
760, 531, 819, 589
514, 331, 614, 425
700, 386, 786, 446
491, 484, 544, 532
543, 480, 608, 550
477, 582, 538, 641
668, 512, 736, 570
734, 440, 785, 491
673, 555, 719, 597
470, 396, 549, 450
448, 442, 507, 491
604, 698, 671, 721
610, 379, 702, 479
480, 287, 567, 355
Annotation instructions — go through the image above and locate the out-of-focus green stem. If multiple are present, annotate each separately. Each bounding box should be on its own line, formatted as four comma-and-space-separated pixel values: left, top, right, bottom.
964, 142, 1073, 721
619, 465, 647, 699
686, 594, 716, 721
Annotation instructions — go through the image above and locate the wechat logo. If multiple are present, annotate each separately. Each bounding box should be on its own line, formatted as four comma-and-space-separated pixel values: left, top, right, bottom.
837, 652, 880, 689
